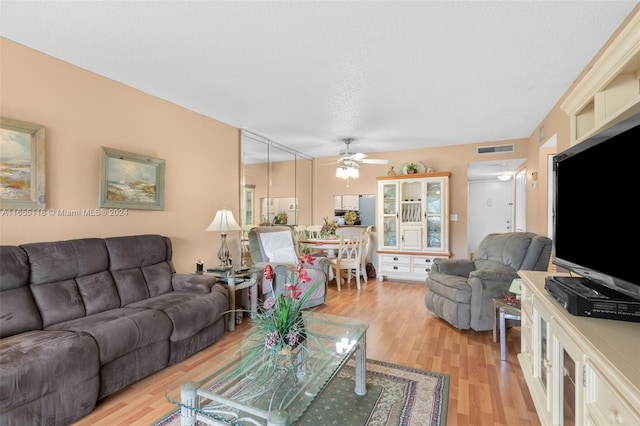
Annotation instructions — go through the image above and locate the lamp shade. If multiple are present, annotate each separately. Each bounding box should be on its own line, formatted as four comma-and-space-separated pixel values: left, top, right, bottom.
205, 208, 241, 232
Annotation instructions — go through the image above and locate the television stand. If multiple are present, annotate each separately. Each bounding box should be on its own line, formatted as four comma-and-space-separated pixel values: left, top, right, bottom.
545, 275, 640, 322
518, 271, 640, 425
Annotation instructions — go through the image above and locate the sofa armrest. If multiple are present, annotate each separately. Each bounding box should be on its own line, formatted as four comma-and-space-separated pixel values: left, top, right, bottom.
431, 259, 474, 277
308, 256, 331, 277
172, 273, 217, 293
468, 268, 519, 283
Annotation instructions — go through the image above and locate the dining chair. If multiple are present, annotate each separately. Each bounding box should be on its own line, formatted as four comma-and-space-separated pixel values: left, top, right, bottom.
305, 225, 323, 238
335, 226, 369, 282
330, 231, 366, 291
293, 225, 306, 253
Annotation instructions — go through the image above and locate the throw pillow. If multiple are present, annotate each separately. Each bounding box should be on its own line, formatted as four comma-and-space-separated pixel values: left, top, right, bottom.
260, 231, 298, 264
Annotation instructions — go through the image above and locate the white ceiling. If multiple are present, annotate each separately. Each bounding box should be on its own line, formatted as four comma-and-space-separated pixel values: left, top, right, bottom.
1, 1, 637, 172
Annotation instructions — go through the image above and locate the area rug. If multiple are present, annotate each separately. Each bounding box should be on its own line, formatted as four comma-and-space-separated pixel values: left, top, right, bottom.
152, 358, 449, 426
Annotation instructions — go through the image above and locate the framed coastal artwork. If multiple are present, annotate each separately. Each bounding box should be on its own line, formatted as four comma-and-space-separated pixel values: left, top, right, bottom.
0, 117, 46, 209
99, 147, 165, 210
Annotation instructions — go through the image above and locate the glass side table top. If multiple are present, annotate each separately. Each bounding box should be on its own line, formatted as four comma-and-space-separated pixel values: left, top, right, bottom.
166, 312, 369, 426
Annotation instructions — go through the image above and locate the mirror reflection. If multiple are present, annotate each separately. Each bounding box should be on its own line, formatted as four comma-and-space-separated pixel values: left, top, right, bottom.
241, 131, 313, 227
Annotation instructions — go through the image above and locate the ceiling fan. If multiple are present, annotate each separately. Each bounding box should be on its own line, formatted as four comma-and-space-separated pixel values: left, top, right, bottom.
337, 138, 389, 169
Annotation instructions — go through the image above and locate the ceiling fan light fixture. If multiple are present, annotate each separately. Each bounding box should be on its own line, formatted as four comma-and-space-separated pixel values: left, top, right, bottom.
336, 166, 359, 179
335, 138, 389, 172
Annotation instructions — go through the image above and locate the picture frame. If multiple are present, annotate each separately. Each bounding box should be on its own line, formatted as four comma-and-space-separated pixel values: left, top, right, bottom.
99, 147, 165, 210
0, 117, 46, 209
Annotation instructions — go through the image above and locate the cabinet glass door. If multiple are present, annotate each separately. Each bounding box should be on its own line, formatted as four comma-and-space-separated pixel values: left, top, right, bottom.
425, 181, 443, 249
562, 347, 577, 426
540, 317, 548, 391
381, 182, 398, 248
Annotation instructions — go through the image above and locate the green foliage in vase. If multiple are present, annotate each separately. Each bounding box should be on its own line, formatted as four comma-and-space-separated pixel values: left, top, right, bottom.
239, 254, 321, 370
321, 217, 339, 236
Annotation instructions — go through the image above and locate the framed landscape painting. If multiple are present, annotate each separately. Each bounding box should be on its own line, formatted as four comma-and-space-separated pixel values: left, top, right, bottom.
99, 147, 165, 210
0, 117, 46, 209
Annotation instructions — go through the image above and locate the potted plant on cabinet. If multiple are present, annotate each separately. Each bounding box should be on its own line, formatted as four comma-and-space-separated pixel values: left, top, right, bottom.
406, 162, 418, 174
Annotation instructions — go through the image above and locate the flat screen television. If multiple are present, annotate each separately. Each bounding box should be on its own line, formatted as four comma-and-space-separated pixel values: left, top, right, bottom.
552, 111, 640, 301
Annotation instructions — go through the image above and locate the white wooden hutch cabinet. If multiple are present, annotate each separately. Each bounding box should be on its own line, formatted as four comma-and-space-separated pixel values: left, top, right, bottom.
376, 171, 451, 282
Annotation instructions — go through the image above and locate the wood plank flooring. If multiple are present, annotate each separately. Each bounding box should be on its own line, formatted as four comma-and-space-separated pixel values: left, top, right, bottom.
71, 278, 540, 426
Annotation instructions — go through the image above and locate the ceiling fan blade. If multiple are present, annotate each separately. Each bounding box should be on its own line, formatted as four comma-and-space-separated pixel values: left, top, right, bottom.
351, 152, 367, 160
361, 158, 389, 164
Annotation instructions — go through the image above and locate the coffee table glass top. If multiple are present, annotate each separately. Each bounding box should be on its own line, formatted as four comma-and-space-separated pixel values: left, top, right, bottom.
166, 312, 368, 426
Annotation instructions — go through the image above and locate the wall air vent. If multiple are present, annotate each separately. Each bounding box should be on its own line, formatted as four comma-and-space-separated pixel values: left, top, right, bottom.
476, 144, 515, 155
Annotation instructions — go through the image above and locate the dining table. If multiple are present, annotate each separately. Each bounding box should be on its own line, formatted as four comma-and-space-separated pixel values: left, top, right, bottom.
299, 237, 342, 258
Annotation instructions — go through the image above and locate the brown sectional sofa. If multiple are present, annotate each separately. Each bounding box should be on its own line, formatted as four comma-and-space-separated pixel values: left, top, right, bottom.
0, 234, 229, 425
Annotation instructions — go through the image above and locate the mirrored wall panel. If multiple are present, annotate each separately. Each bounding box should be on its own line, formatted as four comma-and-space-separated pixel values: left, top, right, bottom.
241, 131, 313, 228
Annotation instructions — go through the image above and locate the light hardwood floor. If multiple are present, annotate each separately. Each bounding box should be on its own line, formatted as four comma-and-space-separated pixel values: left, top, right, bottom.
71, 278, 540, 426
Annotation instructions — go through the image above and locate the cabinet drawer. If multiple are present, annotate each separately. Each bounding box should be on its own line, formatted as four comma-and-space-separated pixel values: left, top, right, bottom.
585, 362, 640, 425
412, 256, 437, 273
380, 254, 410, 265
381, 263, 411, 274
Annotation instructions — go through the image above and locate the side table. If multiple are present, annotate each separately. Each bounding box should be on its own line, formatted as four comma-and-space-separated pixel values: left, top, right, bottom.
209, 267, 261, 332
492, 297, 521, 361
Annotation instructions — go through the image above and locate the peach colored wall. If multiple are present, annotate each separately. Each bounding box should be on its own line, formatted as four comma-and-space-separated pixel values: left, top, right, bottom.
313, 139, 528, 259
0, 38, 241, 273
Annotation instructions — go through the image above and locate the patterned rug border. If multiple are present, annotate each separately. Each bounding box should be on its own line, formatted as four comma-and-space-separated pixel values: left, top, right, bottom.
153, 358, 449, 426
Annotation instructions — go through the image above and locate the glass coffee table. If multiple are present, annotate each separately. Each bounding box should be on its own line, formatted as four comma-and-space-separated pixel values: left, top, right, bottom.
166, 312, 368, 426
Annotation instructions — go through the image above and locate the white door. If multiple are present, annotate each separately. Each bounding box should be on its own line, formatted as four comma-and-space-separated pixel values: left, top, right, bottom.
467, 180, 514, 255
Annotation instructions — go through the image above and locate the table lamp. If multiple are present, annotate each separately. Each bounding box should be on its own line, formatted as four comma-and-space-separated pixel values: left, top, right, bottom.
205, 208, 241, 269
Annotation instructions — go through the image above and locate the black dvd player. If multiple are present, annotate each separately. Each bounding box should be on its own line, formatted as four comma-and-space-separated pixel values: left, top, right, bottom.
544, 276, 640, 323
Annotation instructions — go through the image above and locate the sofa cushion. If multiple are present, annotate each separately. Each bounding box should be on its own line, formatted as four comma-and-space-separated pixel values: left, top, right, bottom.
111, 269, 150, 305
127, 284, 228, 342
30, 279, 86, 328
0, 287, 42, 338
76, 271, 121, 315
0, 246, 30, 289
21, 238, 109, 285
0, 246, 43, 337
105, 234, 170, 269
46, 307, 172, 365
106, 235, 175, 303
142, 262, 173, 296
474, 233, 531, 270
425, 272, 472, 304
0, 330, 99, 416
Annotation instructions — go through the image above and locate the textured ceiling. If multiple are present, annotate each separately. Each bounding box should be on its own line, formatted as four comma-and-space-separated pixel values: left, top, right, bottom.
1, 1, 637, 165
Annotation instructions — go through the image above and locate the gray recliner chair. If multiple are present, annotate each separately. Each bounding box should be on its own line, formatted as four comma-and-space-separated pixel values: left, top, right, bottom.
424, 232, 552, 331
248, 226, 331, 309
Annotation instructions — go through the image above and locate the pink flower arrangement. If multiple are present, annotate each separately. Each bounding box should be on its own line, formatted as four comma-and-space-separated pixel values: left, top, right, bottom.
244, 254, 320, 359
